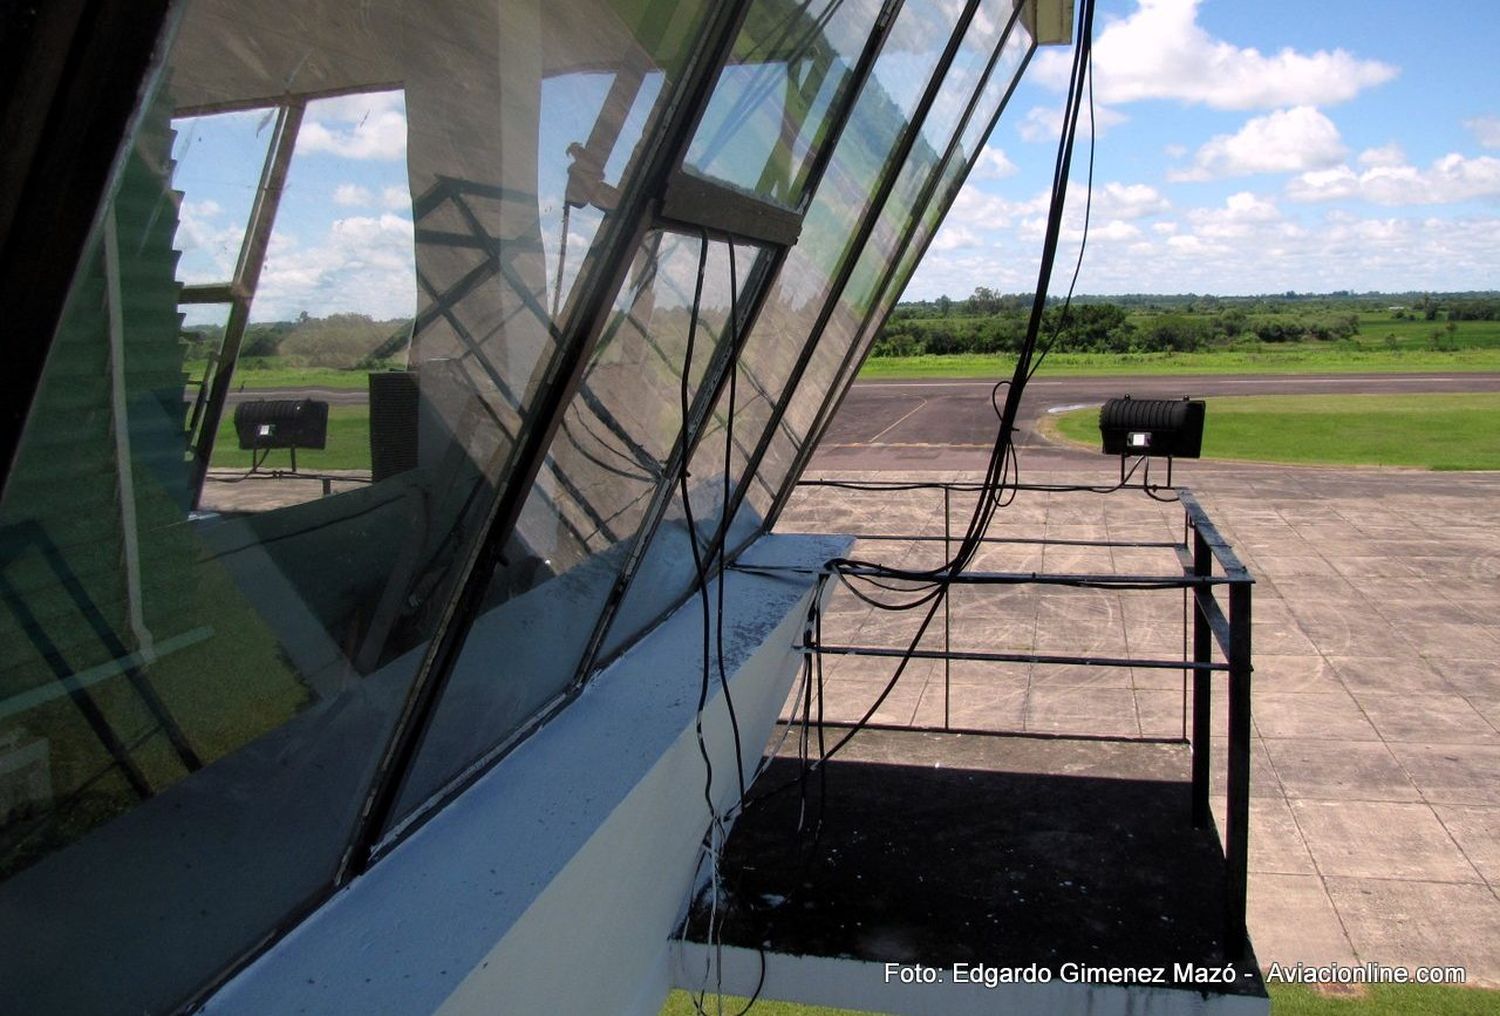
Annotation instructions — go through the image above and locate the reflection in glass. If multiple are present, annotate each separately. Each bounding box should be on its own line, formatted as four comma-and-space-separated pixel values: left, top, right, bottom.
393, 230, 760, 826
686, 0, 883, 208
752, 13, 1036, 540
171, 109, 274, 287
691, 0, 966, 551
0, 1, 709, 1013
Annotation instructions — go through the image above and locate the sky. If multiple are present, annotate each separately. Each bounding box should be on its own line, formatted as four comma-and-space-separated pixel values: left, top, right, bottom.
905, 0, 1500, 299
170, 0, 1500, 327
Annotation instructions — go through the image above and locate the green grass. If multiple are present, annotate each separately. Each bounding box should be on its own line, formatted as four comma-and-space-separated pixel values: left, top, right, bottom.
186, 361, 376, 390
662, 984, 1500, 1015
857, 345, 1500, 380
661, 992, 879, 1016
1269, 983, 1500, 1015
209, 404, 372, 470
1052, 393, 1500, 471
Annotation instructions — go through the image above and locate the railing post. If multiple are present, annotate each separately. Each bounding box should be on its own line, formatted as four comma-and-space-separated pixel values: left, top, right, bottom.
1225, 578, 1253, 958
1191, 522, 1212, 828
943, 485, 952, 731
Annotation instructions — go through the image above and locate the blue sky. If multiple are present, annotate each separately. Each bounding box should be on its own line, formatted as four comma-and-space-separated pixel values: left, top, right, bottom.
906, 0, 1500, 299
171, 0, 1500, 326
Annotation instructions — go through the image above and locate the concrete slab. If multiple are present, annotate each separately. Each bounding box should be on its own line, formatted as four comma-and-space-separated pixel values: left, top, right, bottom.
1263, 739, 1422, 802
1245, 874, 1356, 967
1325, 878, 1500, 987
775, 452, 1500, 988
1289, 800, 1483, 882
1432, 806, 1500, 886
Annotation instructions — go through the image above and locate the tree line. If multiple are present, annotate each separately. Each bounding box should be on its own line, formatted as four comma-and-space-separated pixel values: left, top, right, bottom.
871, 288, 1498, 358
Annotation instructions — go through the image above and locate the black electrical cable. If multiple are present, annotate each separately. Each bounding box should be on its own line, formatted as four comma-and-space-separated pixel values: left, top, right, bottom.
717, 239, 748, 804
1027, 52, 1097, 384
741, 0, 1101, 799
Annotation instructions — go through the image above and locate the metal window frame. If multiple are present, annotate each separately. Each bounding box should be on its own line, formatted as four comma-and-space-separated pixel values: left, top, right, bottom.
0, 0, 1054, 1005
763, 25, 1036, 531
569, 0, 906, 684
373, 0, 909, 848
566, 0, 998, 711
698, 0, 991, 573
185, 98, 304, 504
344, 0, 760, 871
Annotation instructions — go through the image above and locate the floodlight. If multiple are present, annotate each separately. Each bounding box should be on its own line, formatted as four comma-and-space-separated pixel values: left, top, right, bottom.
1098, 396, 1205, 459
233, 399, 329, 472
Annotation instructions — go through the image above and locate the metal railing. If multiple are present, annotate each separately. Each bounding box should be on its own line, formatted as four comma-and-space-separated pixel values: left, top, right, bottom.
786, 477, 1255, 956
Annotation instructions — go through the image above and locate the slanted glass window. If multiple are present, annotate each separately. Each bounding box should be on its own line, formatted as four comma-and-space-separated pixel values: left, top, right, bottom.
685, 0, 884, 208
745, 0, 1034, 547
390, 228, 762, 828
665, 0, 966, 561
0, 1, 709, 1012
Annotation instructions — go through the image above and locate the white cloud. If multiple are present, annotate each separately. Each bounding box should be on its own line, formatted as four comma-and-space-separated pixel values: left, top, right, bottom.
1357, 143, 1407, 168
255, 212, 416, 320
333, 183, 374, 206
1287, 152, 1500, 206
173, 197, 242, 284
1171, 106, 1346, 180
972, 146, 1018, 180
1016, 102, 1127, 143
1031, 0, 1397, 111
182, 198, 221, 219
1188, 191, 1284, 238
1466, 115, 1500, 148
1092, 182, 1171, 219
931, 225, 983, 252
948, 185, 1048, 228
1163, 143, 1188, 159
299, 91, 407, 161
381, 185, 411, 210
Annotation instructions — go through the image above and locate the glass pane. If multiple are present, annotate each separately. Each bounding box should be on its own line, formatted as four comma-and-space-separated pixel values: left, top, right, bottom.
693, 0, 978, 547
750, 14, 1036, 542
193, 90, 417, 513
393, 230, 759, 822
775, 0, 1011, 449
0, 1, 708, 1013
601, 244, 770, 660
170, 109, 273, 285
685, 0, 883, 208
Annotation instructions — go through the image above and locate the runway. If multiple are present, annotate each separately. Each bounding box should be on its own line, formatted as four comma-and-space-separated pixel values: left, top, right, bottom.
812, 372, 1500, 470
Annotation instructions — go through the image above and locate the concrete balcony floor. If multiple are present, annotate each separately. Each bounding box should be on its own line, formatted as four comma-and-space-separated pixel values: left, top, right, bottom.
680, 728, 1267, 1015
772, 463, 1500, 992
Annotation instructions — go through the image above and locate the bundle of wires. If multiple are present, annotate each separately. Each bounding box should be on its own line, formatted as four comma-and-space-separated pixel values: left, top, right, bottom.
789, 0, 1104, 773
684, 1, 1150, 1009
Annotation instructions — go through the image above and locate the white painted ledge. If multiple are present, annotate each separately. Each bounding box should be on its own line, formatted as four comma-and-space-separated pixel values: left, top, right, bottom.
204, 532, 848, 1016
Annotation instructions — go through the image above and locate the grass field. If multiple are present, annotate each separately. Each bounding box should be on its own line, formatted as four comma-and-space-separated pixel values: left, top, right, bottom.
860, 309, 1500, 379
209, 404, 372, 470
1053, 393, 1500, 471
858, 344, 1500, 380
661, 983, 1500, 1015
187, 361, 375, 391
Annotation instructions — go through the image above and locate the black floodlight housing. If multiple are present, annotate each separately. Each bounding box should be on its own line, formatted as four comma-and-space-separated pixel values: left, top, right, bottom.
233, 399, 329, 472
1099, 396, 1205, 458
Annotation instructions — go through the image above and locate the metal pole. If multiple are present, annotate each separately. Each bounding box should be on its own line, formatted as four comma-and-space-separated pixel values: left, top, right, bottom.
1225, 578, 1253, 958
1192, 522, 1212, 828
943, 485, 951, 730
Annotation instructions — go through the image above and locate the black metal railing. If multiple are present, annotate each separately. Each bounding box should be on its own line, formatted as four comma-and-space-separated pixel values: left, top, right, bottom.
784, 477, 1255, 956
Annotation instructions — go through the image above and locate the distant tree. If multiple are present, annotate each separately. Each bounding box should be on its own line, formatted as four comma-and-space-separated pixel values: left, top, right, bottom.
969, 286, 1002, 316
